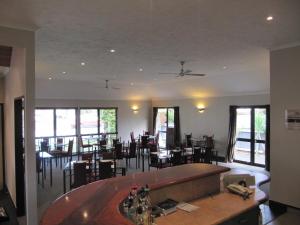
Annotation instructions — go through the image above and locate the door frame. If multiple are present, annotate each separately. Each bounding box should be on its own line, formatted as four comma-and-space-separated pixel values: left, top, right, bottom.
14, 96, 25, 216
233, 105, 270, 169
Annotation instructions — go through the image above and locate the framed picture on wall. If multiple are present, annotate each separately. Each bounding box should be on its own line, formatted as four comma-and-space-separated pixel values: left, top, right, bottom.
285, 109, 300, 130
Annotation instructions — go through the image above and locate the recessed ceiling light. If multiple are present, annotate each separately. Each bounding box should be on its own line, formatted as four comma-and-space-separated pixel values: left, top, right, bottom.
48, 77, 52, 80
266, 16, 273, 21
62, 71, 67, 74
110, 49, 116, 53
81, 62, 86, 66
130, 82, 134, 86
223, 66, 227, 69
139, 68, 143, 72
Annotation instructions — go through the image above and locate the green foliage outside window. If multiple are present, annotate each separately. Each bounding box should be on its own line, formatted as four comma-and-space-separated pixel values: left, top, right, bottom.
100, 109, 116, 133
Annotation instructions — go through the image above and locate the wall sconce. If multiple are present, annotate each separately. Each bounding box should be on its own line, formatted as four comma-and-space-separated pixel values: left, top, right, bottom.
197, 104, 205, 113
198, 107, 205, 113
132, 105, 139, 114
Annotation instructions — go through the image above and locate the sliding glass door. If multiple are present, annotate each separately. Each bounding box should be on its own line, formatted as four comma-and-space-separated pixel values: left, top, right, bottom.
234, 106, 269, 167
155, 108, 174, 148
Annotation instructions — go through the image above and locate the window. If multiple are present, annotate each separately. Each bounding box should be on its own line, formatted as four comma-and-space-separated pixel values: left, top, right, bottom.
35, 109, 54, 137
56, 109, 76, 136
80, 109, 98, 135
99, 109, 117, 133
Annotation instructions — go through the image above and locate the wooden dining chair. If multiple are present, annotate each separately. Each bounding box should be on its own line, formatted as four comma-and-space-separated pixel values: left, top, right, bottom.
114, 143, 124, 160
61, 140, 74, 164
148, 153, 160, 171
81, 152, 93, 178
130, 132, 135, 143
71, 162, 87, 189
124, 142, 137, 168
171, 150, 183, 166
78, 136, 93, 154
98, 161, 113, 180
40, 141, 49, 152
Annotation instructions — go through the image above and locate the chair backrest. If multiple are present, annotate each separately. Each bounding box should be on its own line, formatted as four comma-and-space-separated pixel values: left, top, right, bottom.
129, 142, 137, 157
193, 146, 202, 163
130, 132, 135, 143
149, 143, 158, 153
149, 153, 158, 166
56, 138, 63, 151
102, 152, 114, 160
171, 151, 182, 166
141, 135, 148, 147
144, 131, 150, 135
101, 133, 107, 140
40, 141, 49, 152
73, 162, 87, 188
204, 135, 214, 149
67, 140, 74, 154
82, 153, 93, 162
112, 138, 119, 147
99, 139, 107, 146
115, 143, 123, 159
99, 161, 113, 180
185, 133, 192, 147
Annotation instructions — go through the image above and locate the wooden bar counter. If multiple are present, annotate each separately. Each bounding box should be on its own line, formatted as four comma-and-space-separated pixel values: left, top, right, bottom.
40, 164, 267, 225
40, 164, 229, 225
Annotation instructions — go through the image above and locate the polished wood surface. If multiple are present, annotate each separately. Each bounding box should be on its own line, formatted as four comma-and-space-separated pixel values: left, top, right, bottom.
40, 164, 229, 225
156, 169, 269, 225
156, 188, 266, 225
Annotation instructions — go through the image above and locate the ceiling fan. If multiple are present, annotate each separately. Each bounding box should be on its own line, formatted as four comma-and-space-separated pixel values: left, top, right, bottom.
99, 79, 120, 90
159, 61, 206, 77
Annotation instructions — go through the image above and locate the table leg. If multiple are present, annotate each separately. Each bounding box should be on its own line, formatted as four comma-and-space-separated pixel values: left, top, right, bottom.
42, 163, 44, 188
50, 158, 53, 186
43, 158, 46, 179
94, 147, 97, 174
142, 153, 145, 172
69, 168, 72, 191
63, 170, 66, 194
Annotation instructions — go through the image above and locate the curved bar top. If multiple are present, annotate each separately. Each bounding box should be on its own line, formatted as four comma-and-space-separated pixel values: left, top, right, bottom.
40, 164, 229, 225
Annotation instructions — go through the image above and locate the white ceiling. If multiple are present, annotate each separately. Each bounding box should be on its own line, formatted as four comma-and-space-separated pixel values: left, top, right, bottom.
1, 0, 300, 100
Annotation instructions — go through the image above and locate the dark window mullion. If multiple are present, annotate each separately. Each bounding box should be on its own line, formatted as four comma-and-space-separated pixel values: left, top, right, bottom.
250, 108, 255, 164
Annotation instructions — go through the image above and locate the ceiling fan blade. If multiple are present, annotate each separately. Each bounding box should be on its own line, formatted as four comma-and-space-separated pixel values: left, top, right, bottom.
184, 69, 192, 74
184, 73, 206, 77
159, 72, 179, 75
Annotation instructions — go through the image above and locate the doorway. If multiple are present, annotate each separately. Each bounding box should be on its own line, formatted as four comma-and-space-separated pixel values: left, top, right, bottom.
154, 108, 175, 148
233, 105, 270, 168
14, 97, 25, 216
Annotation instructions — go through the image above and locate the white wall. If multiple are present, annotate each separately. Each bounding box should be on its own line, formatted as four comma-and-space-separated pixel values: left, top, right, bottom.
152, 94, 270, 156
4, 47, 25, 203
35, 99, 152, 142
270, 45, 300, 208
0, 26, 37, 225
